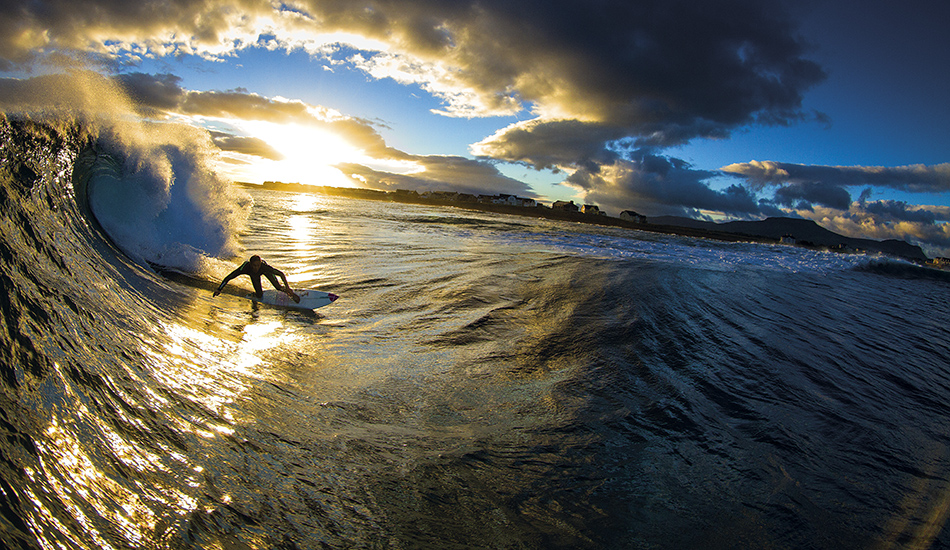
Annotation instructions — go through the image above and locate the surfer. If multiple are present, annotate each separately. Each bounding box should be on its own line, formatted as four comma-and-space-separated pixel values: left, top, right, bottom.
213, 255, 300, 302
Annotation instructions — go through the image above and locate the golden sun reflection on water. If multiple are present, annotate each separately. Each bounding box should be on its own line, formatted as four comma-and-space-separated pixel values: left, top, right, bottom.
27, 364, 202, 549
288, 192, 322, 213
23, 302, 314, 548
276, 193, 337, 277
287, 213, 315, 252
148, 317, 301, 430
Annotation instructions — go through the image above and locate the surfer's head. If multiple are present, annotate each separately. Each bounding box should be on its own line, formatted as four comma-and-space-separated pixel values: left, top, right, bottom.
249, 255, 262, 272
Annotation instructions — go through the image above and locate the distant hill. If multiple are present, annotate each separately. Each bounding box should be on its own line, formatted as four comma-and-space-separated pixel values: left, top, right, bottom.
650, 216, 928, 261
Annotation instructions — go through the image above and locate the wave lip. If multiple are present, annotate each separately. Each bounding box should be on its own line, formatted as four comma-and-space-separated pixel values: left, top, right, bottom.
76, 128, 248, 273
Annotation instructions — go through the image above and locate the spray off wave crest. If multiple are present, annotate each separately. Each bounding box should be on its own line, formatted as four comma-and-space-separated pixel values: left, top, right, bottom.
77, 124, 248, 272
2, 70, 249, 274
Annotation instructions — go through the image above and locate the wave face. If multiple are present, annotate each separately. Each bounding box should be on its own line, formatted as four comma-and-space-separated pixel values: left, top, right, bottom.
3, 117, 950, 549
0, 116, 248, 549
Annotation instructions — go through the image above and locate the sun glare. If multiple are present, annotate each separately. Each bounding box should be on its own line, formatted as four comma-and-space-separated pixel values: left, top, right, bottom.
221, 121, 366, 188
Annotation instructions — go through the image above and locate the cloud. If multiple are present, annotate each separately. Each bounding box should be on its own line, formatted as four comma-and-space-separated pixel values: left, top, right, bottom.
796, 202, 950, 258
773, 181, 852, 210
3, 70, 524, 198
337, 156, 534, 197
114, 72, 399, 158
722, 160, 950, 193
117, 72, 320, 122
0, 0, 278, 67
471, 119, 629, 171
721, 161, 950, 236
564, 149, 783, 218
114, 72, 185, 113
111, 72, 538, 197
0, 0, 832, 218
858, 200, 939, 225
209, 131, 284, 161
0, 70, 402, 163
3, 0, 825, 148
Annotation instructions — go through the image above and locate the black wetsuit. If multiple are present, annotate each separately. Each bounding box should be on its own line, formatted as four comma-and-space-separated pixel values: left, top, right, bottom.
216, 260, 287, 299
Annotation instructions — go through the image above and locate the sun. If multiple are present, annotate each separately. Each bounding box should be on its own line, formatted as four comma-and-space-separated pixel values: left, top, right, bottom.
218, 121, 366, 188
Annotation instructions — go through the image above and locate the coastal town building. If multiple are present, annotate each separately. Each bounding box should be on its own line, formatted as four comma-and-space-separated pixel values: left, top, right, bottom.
552, 200, 579, 212
583, 205, 606, 216
780, 234, 797, 245
424, 191, 458, 201
394, 189, 419, 200
619, 210, 647, 224
488, 194, 537, 207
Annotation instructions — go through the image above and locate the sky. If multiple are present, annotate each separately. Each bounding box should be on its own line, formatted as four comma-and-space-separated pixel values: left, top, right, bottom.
1, 0, 949, 256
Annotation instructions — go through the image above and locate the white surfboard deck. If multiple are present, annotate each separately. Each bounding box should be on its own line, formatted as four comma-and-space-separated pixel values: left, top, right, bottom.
252, 289, 339, 310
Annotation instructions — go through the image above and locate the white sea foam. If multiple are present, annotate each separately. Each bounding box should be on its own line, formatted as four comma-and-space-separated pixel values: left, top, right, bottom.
86, 125, 250, 273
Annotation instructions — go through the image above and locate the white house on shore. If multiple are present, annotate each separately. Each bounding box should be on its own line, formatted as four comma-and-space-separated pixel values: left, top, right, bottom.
518, 197, 538, 207
619, 210, 647, 223
583, 204, 606, 216
489, 194, 537, 207
551, 200, 578, 212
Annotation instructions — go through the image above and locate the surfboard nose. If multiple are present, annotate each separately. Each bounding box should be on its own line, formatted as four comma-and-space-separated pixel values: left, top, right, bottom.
328, 293, 339, 302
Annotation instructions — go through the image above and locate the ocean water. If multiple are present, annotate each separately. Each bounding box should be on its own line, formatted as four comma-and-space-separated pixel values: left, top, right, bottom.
2, 115, 950, 549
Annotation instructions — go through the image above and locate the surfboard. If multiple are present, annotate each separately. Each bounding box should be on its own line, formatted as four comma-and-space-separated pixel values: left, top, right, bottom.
252, 289, 339, 311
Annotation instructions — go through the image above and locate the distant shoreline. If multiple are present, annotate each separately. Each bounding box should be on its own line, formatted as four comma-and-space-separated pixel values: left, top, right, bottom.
239, 181, 770, 243
239, 181, 938, 265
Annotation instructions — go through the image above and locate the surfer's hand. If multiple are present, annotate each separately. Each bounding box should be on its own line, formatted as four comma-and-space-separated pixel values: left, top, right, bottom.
284, 287, 301, 303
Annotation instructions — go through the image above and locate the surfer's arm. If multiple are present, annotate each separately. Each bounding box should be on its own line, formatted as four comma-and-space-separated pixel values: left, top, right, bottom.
265, 265, 300, 302
263, 264, 292, 291
213, 266, 243, 296
277, 270, 291, 291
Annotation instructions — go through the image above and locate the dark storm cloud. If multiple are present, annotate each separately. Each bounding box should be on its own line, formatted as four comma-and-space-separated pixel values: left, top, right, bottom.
422, 0, 822, 133
455, 0, 826, 162
860, 200, 938, 225
3, 0, 825, 155
773, 181, 852, 210
565, 150, 782, 218
472, 120, 628, 171
722, 160, 950, 193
